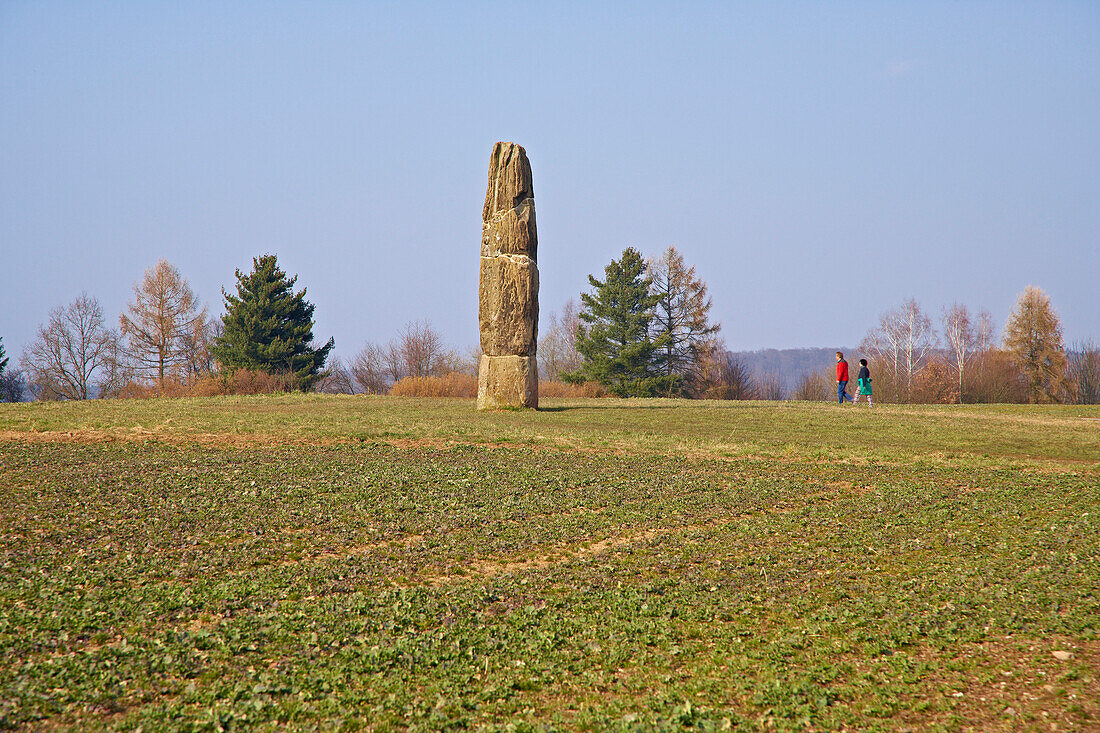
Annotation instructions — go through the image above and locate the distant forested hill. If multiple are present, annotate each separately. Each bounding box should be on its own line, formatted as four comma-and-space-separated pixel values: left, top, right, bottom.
727, 347, 854, 394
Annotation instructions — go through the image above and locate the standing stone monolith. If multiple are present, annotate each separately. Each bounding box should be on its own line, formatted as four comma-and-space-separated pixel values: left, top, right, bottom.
478, 142, 538, 409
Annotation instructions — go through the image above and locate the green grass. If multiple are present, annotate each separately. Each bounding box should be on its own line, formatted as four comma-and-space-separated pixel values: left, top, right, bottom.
1, 396, 1097, 731
3, 395, 1098, 464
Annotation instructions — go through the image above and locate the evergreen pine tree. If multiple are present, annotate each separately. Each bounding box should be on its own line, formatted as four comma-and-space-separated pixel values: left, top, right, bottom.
0, 337, 22, 403
212, 255, 334, 391
564, 247, 675, 396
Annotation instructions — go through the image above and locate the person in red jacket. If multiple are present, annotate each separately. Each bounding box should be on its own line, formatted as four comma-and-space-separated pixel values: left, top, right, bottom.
836, 351, 854, 404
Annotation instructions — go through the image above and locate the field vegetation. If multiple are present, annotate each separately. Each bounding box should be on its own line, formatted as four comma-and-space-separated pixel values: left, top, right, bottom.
1, 396, 1098, 731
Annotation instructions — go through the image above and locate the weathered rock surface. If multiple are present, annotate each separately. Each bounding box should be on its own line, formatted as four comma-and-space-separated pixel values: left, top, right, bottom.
478, 142, 538, 409
481, 199, 536, 258
478, 256, 538, 356
477, 355, 538, 410
482, 143, 535, 231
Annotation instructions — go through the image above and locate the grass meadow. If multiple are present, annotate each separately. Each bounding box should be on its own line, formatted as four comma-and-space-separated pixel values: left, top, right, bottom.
1, 396, 1098, 731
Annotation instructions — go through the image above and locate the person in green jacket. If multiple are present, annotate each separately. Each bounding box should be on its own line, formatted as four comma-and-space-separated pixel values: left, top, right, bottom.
853, 359, 872, 406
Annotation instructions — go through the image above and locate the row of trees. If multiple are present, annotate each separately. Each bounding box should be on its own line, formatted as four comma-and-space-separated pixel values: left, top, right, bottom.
241, 245, 722, 400
319, 245, 725, 400
537, 247, 1096, 404
7, 256, 333, 401
4, 246, 1096, 405
561, 247, 721, 397
857, 287, 1093, 404
316, 321, 471, 396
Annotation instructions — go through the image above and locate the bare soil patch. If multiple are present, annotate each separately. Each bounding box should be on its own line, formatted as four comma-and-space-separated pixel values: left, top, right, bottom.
895, 636, 1100, 731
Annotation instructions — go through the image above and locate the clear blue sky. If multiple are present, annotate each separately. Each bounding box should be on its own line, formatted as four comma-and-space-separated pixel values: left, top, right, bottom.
2, 1, 1098, 363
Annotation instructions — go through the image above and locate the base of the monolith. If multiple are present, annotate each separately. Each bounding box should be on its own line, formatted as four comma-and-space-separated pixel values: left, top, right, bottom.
477, 354, 538, 410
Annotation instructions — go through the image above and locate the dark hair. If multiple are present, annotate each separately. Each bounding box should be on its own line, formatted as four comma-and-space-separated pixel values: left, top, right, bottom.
859, 358, 867, 366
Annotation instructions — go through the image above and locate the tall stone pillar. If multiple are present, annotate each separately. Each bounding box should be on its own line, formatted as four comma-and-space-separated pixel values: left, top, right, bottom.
478, 142, 538, 409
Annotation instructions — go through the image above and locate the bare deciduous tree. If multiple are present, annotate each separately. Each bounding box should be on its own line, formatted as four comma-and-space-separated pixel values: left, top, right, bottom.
966, 348, 1028, 404
314, 355, 356, 395
460, 346, 482, 378
1068, 341, 1100, 405
351, 343, 390, 394
396, 320, 445, 379
698, 349, 754, 400
912, 354, 960, 404
860, 298, 938, 402
976, 309, 996, 353
960, 308, 1002, 403
538, 298, 582, 381
179, 317, 220, 380
942, 303, 975, 397
119, 260, 209, 386
792, 370, 833, 402
21, 294, 122, 400
754, 372, 785, 400
351, 321, 457, 394
861, 320, 901, 398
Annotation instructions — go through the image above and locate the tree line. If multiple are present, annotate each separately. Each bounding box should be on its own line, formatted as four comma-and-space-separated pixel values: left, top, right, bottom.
2, 248, 1097, 404
850, 288, 1095, 404
3, 255, 333, 401
537, 247, 1096, 404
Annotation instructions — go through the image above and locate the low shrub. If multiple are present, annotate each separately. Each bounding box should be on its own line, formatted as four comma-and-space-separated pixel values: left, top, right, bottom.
115, 369, 296, 398
113, 378, 196, 399
912, 357, 960, 404
792, 370, 833, 401
538, 380, 608, 398
110, 371, 610, 400
389, 373, 478, 398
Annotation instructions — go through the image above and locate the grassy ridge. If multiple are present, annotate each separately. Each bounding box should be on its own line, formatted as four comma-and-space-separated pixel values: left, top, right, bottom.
1, 397, 1098, 731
